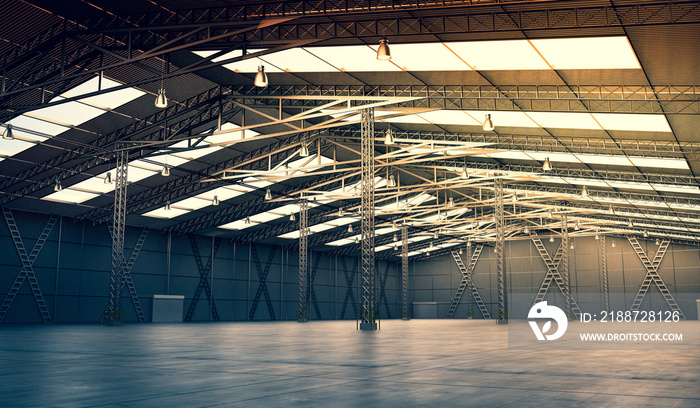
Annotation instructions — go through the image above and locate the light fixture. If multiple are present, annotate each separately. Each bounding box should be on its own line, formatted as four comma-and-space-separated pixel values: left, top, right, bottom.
384, 128, 395, 145
574, 221, 580, 231
244, 216, 251, 225
264, 188, 272, 201
393, 234, 398, 242
655, 238, 660, 245
394, 244, 398, 251
433, 232, 438, 239
299, 142, 310, 157
612, 240, 616, 248
628, 219, 633, 228
254, 65, 268, 87
392, 221, 398, 229
426, 251, 431, 256
483, 114, 494, 131
164, 201, 171, 210
643, 230, 649, 238
212, 195, 220, 206
448, 197, 455, 208
2, 124, 13, 140
429, 242, 434, 249
54, 180, 62, 192
581, 185, 589, 197
547, 209, 553, 218
376, 37, 391, 61
542, 157, 552, 172
595, 233, 599, 240
347, 224, 353, 233
355, 237, 360, 244
155, 88, 168, 108
459, 248, 463, 255
549, 236, 555, 243
608, 206, 614, 214
290, 212, 296, 222
104, 172, 112, 184
161, 165, 170, 177
494, 247, 498, 253
512, 194, 518, 203
388, 174, 396, 187
524, 227, 530, 234
467, 240, 472, 247
460, 166, 469, 179
570, 242, 575, 250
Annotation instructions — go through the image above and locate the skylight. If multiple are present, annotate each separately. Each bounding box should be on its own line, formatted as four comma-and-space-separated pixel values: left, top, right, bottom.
531, 37, 640, 70
448, 40, 550, 70
390, 43, 471, 71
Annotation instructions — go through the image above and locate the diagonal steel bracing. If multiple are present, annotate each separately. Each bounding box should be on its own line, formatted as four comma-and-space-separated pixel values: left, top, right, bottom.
107, 225, 149, 322
530, 231, 582, 319
308, 252, 322, 320
377, 262, 392, 319
447, 245, 490, 319
0, 209, 58, 324
626, 236, 685, 318
339, 256, 359, 320
600, 235, 610, 312
184, 234, 221, 321
249, 244, 278, 321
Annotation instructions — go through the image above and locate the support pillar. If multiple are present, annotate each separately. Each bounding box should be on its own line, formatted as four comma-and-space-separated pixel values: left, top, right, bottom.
297, 198, 309, 322
600, 234, 610, 312
561, 213, 571, 316
401, 225, 409, 320
495, 177, 508, 324
359, 108, 377, 330
105, 150, 127, 325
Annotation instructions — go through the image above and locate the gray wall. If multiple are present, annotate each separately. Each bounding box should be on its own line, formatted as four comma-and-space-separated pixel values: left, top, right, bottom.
412, 237, 700, 320
0, 210, 399, 324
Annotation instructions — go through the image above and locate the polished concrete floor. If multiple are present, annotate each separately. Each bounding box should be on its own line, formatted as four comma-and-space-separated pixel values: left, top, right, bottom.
0, 320, 698, 407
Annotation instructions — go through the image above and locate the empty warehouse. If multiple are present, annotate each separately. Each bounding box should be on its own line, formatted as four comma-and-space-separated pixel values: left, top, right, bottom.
1, 0, 699, 407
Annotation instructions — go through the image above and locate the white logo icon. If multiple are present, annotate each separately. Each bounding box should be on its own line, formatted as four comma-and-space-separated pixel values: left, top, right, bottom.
528, 301, 568, 341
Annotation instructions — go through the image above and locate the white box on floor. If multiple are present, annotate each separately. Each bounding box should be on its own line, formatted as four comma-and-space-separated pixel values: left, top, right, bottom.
151, 295, 185, 322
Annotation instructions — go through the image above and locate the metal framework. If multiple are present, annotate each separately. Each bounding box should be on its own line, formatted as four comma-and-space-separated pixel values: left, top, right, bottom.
378, 262, 392, 319
561, 214, 571, 314
185, 235, 221, 321
249, 244, 277, 320
107, 225, 149, 323
495, 177, 507, 323
339, 256, 359, 319
626, 237, 685, 318
0, 209, 57, 324
309, 253, 323, 320
600, 234, 609, 312
359, 107, 376, 330
105, 150, 128, 325
446, 245, 490, 319
401, 225, 409, 320
297, 198, 309, 322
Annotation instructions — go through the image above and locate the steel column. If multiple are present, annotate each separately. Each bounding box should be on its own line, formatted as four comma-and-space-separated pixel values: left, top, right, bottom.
561, 214, 571, 314
105, 150, 127, 325
495, 177, 508, 324
107, 225, 148, 322
297, 198, 309, 322
600, 234, 609, 312
360, 107, 377, 330
401, 226, 409, 320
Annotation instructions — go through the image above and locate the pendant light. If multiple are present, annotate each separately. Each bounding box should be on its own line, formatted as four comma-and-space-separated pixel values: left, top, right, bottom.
393, 234, 398, 242
347, 224, 353, 233
212, 195, 220, 206
54, 180, 62, 192
483, 114, 494, 131
467, 240, 472, 247
570, 242, 575, 250
104, 172, 112, 184
376, 38, 391, 61
290, 213, 296, 222
392, 221, 398, 229
628, 219, 633, 228
384, 128, 395, 145
524, 227, 530, 234
655, 238, 660, 245
574, 220, 580, 231
2, 124, 13, 140
164, 201, 171, 210
460, 165, 469, 179
264, 188, 272, 201
388, 174, 396, 188
608, 206, 614, 214
338, 208, 344, 217
448, 197, 455, 208
595, 233, 599, 240
547, 209, 553, 218
643, 230, 649, 238
161, 165, 170, 177
244, 216, 251, 225
549, 236, 555, 243
581, 185, 589, 197
612, 240, 616, 248
459, 248, 463, 255
254, 65, 268, 87
542, 157, 552, 172
299, 142, 310, 157
426, 251, 431, 256
155, 58, 168, 108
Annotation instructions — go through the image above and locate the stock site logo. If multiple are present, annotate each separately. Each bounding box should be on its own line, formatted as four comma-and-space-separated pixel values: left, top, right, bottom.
528, 301, 568, 341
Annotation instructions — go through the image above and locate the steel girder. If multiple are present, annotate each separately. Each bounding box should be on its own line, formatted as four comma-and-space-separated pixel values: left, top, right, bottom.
359, 108, 376, 328
106, 150, 128, 324
298, 198, 309, 321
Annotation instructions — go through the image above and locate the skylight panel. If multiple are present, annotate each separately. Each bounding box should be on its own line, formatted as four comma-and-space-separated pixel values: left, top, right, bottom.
325, 238, 355, 247
61, 76, 146, 109
629, 157, 689, 170
448, 40, 550, 70
464, 111, 539, 128
171, 197, 211, 211
127, 166, 158, 183
259, 48, 336, 72
382, 114, 431, 124
375, 245, 394, 252
8, 115, 69, 138
324, 217, 356, 227
195, 187, 246, 202
71, 171, 115, 194
592, 113, 671, 133
418, 110, 482, 126
194, 49, 284, 73
305, 45, 401, 72
219, 219, 258, 230
142, 207, 190, 219
531, 37, 640, 69
527, 112, 601, 130
42, 189, 99, 204
390, 43, 471, 71
251, 212, 284, 223
0, 139, 36, 156
269, 203, 301, 216
28, 96, 105, 127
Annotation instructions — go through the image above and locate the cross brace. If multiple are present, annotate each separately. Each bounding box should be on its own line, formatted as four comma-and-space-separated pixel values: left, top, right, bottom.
249, 244, 278, 320
377, 262, 392, 319
309, 252, 322, 320
447, 245, 490, 319
107, 225, 148, 322
339, 256, 358, 319
184, 234, 221, 321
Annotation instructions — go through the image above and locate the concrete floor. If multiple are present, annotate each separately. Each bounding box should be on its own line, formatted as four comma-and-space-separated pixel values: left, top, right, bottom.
0, 320, 698, 408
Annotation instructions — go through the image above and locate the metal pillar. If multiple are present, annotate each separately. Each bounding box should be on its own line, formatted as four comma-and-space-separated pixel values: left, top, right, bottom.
105, 150, 127, 325
401, 225, 409, 320
297, 198, 309, 322
466, 244, 473, 318
495, 177, 508, 324
561, 214, 571, 315
360, 107, 377, 330
600, 234, 610, 312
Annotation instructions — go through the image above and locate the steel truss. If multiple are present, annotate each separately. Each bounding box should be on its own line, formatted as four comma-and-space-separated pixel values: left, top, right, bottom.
309, 253, 323, 320
377, 262, 392, 319
297, 198, 309, 322
0, 209, 57, 324
185, 235, 221, 321
600, 234, 609, 312
359, 107, 376, 330
401, 226, 409, 320
561, 214, 571, 314
105, 150, 128, 325
495, 177, 508, 323
249, 244, 277, 320
106, 225, 149, 323
447, 245, 490, 319
626, 237, 685, 318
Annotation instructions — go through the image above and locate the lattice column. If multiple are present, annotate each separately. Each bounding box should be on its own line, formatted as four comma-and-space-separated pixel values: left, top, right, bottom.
466, 243, 473, 318
297, 198, 309, 322
106, 150, 127, 325
401, 225, 409, 320
561, 213, 571, 315
360, 107, 377, 330
600, 234, 609, 312
495, 178, 507, 324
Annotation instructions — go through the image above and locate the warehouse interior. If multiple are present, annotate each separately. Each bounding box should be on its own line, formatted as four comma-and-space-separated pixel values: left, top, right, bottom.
1, 0, 699, 406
